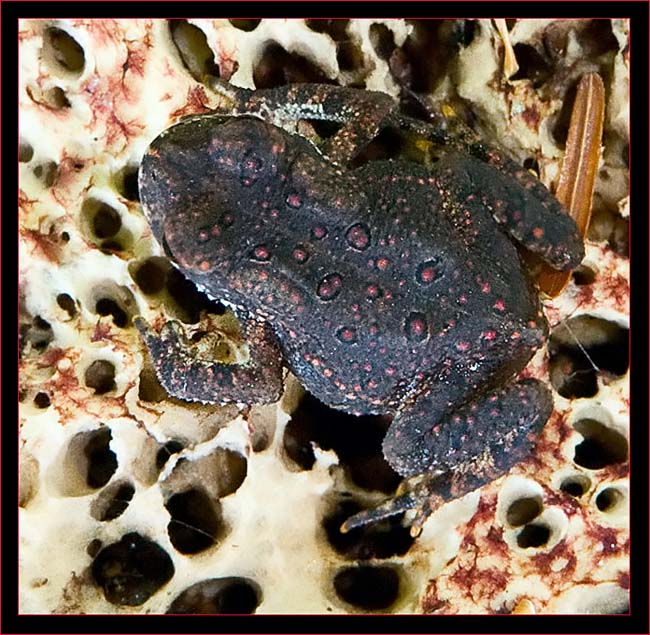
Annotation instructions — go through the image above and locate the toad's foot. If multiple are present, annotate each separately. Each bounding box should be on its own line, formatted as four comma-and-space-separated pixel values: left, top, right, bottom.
135, 315, 284, 404
341, 456, 517, 538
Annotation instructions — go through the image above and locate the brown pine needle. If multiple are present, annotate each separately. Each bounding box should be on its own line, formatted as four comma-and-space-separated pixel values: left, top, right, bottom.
538, 72, 605, 297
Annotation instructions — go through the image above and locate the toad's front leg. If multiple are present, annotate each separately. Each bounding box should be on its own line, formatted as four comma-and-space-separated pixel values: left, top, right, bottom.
206, 77, 399, 164
135, 315, 284, 404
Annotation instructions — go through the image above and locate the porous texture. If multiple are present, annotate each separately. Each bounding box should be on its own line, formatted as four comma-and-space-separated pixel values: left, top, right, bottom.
19, 18, 629, 614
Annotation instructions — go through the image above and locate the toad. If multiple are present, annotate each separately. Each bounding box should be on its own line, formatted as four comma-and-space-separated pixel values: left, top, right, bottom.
136, 80, 583, 535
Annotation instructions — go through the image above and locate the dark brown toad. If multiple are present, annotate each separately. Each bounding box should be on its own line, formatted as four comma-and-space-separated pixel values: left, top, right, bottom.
136, 80, 583, 534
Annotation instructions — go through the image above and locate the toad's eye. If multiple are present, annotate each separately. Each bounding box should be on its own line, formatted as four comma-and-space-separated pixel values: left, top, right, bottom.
239, 149, 264, 187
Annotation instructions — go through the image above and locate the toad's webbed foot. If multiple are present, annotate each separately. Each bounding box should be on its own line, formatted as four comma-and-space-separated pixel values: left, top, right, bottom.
341, 456, 523, 538
339, 472, 467, 538
135, 315, 283, 404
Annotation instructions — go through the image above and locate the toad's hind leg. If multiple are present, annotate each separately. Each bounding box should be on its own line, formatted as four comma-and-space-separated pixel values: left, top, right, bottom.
385, 376, 553, 479
343, 377, 552, 534
135, 316, 284, 404
434, 152, 584, 270
392, 109, 584, 270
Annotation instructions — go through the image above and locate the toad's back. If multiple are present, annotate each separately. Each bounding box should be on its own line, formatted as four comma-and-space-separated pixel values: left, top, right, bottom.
256, 157, 541, 413
141, 116, 541, 414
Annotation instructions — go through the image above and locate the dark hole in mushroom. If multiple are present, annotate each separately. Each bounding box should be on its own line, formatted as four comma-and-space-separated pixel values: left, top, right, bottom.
571, 264, 597, 286
56, 293, 77, 317
370, 23, 397, 60
595, 487, 624, 512
284, 392, 400, 494
21, 316, 54, 353
19, 139, 34, 162
168, 20, 220, 83
253, 42, 335, 89
99, 240, 125, 254
575, 19, 620, 58
44, 86, 71, 109
84, 427, 118, 488
34, 315, 51, 331
165, 488, 224, 555
516, 523, 550, 549
131, 257, 170, 295
458, 19, 478, 46
337, 41, 364, 72
551, 79, 579, 149
84, 360, 116, 395
92, 203, 122, 239
114, 164, 140, 202
33, 161, 58, 187
166, 267, 226, 323
523, 157, 540, 176
43, 27, 85, 74
92, 532, 174, 606
213, 449, 248, 498
548, 316, 629, 399
86, 538, 103, 558
156, 440, 185, 470
560, 474, 591, 498
33, 391, 51, 409
333, 565, 400, 611
506, 496, 543, 527
228, 19, 261, 32
396, 20, 473, 93
167, 577, 262, 614
510, 43, 554, 88
138, 366, 168, 403
95, 297, 129, 328
93, 481, 136, 521
573, 418, 628, 470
